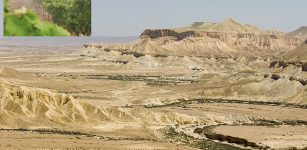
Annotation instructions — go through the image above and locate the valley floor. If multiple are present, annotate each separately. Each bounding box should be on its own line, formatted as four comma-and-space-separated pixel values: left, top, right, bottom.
0, 46, 306, 149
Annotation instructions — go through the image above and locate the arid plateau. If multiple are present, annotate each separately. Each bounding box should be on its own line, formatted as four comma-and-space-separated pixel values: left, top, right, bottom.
0, 19, 307, 149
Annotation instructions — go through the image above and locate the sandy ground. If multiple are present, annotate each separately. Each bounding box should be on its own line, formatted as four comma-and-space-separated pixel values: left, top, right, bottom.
213, 125, 307, 149
0, 46, 306, 149
0, 130, 196, 150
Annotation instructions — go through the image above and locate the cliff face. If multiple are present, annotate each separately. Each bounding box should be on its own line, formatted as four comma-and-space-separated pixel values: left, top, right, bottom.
140, 29, 301, 50
140, 29, 197, 40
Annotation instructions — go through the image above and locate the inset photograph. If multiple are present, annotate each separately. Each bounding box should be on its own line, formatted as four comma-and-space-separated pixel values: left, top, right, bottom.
3, 0, 91, 36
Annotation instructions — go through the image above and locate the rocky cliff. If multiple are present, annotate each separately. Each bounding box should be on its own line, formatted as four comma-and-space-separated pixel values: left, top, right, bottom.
140, 29, 301, 50
140, 29, 197, 40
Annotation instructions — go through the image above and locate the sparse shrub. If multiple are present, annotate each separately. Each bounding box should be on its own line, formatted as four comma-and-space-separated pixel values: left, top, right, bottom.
115, 60, 129, 64
121, 51, 145, 58
299, 79, 307, 86
264, 74, 269, 78
271, 74, 281, 80
279, 61, 288, 68
154, 54, 168, 58
104, 48, 112, 52
302, 63, 307, 72
269, 61, 278, 68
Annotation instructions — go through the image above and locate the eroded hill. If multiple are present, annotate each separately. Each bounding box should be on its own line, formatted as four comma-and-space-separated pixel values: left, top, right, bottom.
0, 20, 307, 149
85, 19, 304, 58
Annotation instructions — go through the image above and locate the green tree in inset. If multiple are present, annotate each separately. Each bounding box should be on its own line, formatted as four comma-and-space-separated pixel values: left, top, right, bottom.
4, 0, 70, 36
35, 0, 91, 36
4, 11, 70, 36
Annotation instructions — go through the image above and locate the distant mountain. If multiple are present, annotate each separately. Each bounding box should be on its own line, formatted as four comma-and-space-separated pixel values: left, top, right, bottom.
175, 18, 263, 34
286, 26, 307, 39
85, 18, 303, 57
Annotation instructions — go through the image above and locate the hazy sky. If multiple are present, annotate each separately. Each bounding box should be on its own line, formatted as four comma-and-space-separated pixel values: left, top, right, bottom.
1, 0, 307, 37
93, 0, 307, 36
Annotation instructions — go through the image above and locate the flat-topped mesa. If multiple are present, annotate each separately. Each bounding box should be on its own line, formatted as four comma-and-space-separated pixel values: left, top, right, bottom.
140, 29, 197, 40
140, 29, 238, 41
140, 29, 301, 45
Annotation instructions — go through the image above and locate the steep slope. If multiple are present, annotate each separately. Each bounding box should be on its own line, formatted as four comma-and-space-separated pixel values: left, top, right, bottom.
286, 26, 307, 39
285, 40, 307, 61
0, 80, 135, 128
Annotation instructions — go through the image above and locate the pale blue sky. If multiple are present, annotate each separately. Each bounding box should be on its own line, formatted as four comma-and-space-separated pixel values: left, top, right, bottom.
1, 0, 307, 37
93, 0, 307, 36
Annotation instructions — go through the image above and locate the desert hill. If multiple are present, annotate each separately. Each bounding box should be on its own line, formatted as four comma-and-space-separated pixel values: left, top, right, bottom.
285, 40, 307, 61
286, 26, 307, 39
85, 18, 303, 57
0, 80, 133, 128
175, 18, 263, 34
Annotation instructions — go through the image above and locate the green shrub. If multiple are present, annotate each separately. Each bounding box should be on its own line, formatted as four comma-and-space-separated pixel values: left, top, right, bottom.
4, 0, 70, 36
35, 0, 91, 36
4, 11, 70, 36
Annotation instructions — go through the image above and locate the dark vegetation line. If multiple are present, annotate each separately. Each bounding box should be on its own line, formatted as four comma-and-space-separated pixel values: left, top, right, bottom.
2, 127, 252, 149
270, 60, 307, 72
193, 126, 269, 149
194, 120, 307, 150
0, 128, 152, 142
269, 60, 307, 86
59, 74, 198, 86
265, 73, 307, 86
0, 128, 252, 149
161, 98, 307, 149
164, 127, 249, 150
163, 99, 307, 150
241, 119, 307, 126
143, 98, 307, 109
